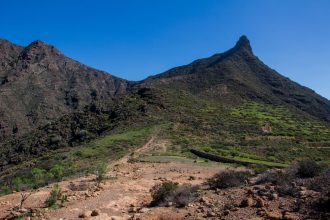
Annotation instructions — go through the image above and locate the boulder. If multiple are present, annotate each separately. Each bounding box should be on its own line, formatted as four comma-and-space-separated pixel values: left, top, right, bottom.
91, 209, 101, 216
267, 211, 282, 220
79, 211, 92, 218
283, 212, 299, 220
240, 197, 254, 207
255, 197, 266, 208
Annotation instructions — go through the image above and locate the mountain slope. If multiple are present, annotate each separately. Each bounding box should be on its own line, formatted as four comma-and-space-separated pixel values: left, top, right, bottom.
0, 39, 128, 142
143, 36, 330, 122
0, 36, 330, 194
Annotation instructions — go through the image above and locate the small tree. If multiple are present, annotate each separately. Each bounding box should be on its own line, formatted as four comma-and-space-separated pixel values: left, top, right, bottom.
19, 192, 32, 210
11, 178, 32, 210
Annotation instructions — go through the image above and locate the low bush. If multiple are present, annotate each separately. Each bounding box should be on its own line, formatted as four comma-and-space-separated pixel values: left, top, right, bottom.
296, 159, 323, 178
257, 170, 299, 196
167, 184, 199, 207
256, 169, 293, 185
49, 164, 65, 181
44, 184, 67, 208
94, 162, 108, 186
307, 167, 330, 193
150, 181, 199, 207
207, 169, 250, 189
150, 181, 178, 206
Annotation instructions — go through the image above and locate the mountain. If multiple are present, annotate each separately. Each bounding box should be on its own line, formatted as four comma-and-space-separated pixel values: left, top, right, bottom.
143, 36, 330, 122
0, 36, 330, 192
0, 39, 128, 143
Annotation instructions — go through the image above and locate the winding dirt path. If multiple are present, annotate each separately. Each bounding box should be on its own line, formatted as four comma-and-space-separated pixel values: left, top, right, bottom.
0, 137, 224, 220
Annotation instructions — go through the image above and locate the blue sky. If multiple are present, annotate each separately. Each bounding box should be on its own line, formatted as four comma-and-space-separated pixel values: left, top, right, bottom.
1, 0, 330, 99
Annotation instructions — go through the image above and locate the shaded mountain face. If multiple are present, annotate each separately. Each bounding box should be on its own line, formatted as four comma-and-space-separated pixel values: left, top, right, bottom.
142, 36, 330, 122
0, 39, 128, 142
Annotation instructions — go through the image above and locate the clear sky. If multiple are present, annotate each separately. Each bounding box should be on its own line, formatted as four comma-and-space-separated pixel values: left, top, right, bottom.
1, 0, 330, 99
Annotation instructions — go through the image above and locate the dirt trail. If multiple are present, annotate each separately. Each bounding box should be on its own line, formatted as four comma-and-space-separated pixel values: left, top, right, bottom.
111, 136, 155, 165
0, 137, 224, 220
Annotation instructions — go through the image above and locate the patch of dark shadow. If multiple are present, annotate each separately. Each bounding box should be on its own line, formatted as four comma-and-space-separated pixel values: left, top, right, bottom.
90, 90, 98, 100
65, 90, 79, 109
0, 76, 9, 85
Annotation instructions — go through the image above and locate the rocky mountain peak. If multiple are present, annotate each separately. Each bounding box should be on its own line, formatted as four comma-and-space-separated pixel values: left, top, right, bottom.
232, 35, 253, 54
18, 40, 60, 63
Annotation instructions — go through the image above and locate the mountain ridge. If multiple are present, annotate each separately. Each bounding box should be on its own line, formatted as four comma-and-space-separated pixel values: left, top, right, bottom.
0, 36, 330, 182
0, 37, 129, 143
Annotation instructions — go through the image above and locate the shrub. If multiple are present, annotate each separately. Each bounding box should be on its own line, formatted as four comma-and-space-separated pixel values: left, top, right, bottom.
256, 168, 300, 196
207, 169, 250, 189
308, 167, 330, 192
31, 168, 47, 187
275, 182, 299, 197
44, 184, 67, 208
150, 181, 179, 206
168, 184, 199, 207
95, 162, 107, 185
0, 185, 11, 195
150, 181, 199, 207
49, 164, 65, 181
248, 164, 268, 175
256, 169, 292, 185
296, 159, 323, 178
12, 177, 24, 191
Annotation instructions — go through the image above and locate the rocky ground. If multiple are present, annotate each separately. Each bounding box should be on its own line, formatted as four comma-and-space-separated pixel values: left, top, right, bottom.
0, 139, 327, 220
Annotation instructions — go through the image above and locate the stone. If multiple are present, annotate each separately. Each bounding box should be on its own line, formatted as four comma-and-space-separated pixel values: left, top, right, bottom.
79, 211, 92, 218
240, 197, 254, 207
128, 207, 137, 213
138, 208, 149, 213
267, 211, 282, 220
91, 209, 101, 216
256, 208, 267, 216
110, 216, 124, 220
283, 212, 299, 220
19, 208, 28, 213
223, 210, 230, 216
207, 211, 216, 217
165, 201, 173, 207
247, 189, 254, 195
270, 193, 279, 200
255, 197, 265, 208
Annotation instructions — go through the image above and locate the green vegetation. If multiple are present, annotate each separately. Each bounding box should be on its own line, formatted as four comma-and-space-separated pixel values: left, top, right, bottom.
44, 184, 67, 208
1, 89, 330, 196
95, 162, 108, 186
150, 181, 199, 207
230, 102, 330, 140
207, 169, 251, 189
296, 159, 324, 178
150, 181, 179, 206
0, 126, 154, 195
